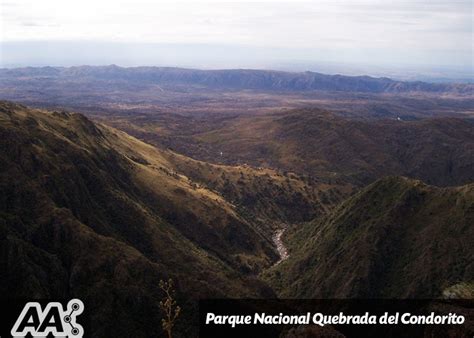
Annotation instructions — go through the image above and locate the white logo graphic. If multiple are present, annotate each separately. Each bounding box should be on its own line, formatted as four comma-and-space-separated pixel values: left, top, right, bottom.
11, 299, 84, 337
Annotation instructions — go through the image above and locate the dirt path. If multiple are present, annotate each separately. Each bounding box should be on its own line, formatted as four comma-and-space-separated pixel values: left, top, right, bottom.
272, 227, 289, 265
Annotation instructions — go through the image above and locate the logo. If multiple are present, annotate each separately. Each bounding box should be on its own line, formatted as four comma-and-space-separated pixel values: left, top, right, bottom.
11, 299, 84, 337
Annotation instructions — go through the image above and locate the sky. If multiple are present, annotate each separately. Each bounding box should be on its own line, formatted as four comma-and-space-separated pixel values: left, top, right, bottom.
0, 0, 472, 79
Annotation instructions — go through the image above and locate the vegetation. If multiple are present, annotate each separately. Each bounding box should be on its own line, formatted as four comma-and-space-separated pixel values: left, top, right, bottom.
159, 279, 181, 338
188, 108, 474, 187
263, 176, 474, 298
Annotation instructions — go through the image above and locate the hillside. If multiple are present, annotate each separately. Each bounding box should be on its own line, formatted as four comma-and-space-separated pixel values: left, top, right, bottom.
264, 176, 474, 298
164, 152, 352, 234
181, 108, 474, 187
0, 101, 341, 336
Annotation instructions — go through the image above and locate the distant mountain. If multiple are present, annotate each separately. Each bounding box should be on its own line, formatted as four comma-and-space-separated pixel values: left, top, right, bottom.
1, 65, 472, 94
0, 101, 339, 337
179, 108, 474, 187
264, 176, 474, 298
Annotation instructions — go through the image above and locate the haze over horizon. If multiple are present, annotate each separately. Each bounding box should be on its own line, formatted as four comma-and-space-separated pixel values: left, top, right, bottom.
1, 0, 472, 81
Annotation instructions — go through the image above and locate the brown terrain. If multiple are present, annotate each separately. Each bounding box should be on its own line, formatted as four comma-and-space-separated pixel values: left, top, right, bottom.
0, 66, 473, 337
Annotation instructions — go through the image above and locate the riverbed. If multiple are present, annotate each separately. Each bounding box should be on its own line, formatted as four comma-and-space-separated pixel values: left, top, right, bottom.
272, 228, 289, 265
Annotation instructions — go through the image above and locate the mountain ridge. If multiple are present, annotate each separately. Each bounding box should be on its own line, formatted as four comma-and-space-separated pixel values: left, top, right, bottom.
1, 65, 472, 94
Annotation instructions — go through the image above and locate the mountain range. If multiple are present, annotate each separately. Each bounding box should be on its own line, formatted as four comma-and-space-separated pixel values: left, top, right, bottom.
1, 65, 473, 94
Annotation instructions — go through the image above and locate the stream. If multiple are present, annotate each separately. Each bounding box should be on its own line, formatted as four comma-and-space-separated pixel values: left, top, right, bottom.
272, 227, 289, 265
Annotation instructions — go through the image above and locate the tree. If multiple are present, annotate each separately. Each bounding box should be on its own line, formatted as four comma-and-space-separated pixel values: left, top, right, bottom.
159, 279, 181, 338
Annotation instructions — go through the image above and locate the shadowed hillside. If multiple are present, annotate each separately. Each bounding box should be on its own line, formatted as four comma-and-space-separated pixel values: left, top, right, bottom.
264, 176, 474, 298
0, 101, 340, 337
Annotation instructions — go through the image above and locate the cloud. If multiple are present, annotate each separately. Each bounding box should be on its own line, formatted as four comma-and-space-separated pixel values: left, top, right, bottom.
20, 21, 59, 27
1, 0, 471, 68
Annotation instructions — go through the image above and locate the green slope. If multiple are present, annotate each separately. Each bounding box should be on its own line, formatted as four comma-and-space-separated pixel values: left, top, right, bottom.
264, 176, 474, 298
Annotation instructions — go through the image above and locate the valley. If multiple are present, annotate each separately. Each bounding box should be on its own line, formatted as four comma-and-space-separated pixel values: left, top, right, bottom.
1, 0, 473, 334
1, 67, 472, 188
0, 66, 473, 337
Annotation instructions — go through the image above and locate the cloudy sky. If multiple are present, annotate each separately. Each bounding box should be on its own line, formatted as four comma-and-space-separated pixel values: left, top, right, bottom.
0, 0, 472, 77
